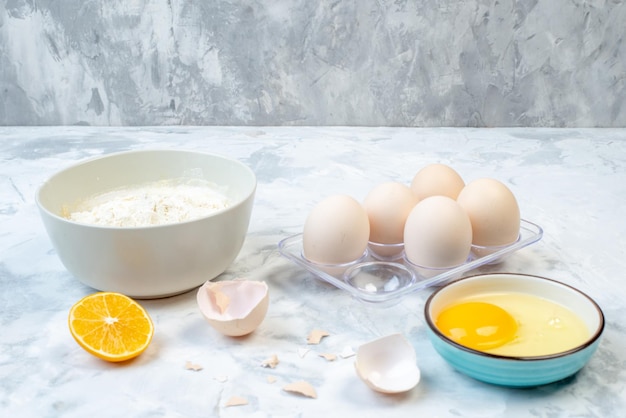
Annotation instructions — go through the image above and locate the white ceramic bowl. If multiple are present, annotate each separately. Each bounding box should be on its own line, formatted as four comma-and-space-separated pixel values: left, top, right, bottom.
424, 273, 604, 387
36, 149, 256, 298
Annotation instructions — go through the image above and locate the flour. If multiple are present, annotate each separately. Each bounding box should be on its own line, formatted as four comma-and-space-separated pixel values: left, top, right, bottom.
66, 178, 231, 227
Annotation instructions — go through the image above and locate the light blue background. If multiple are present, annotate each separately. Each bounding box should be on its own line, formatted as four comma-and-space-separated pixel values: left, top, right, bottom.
1, 0, 624, 127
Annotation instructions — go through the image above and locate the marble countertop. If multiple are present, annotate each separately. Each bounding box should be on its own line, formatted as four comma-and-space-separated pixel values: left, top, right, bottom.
2, 126, 625, 417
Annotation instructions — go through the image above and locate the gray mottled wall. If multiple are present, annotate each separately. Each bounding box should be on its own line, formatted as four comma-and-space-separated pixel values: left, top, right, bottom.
1, 0, 624, 127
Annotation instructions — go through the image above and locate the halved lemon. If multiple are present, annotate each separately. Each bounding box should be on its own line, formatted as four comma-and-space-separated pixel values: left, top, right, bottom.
68, 292, 154, 362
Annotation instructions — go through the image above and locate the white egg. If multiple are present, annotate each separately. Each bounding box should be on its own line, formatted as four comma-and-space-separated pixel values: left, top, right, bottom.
303, 194, 370, 264
363, 182, 419, 244
410, 163, 465, 200
403, 196, 473, 268
457, 178, 521, 246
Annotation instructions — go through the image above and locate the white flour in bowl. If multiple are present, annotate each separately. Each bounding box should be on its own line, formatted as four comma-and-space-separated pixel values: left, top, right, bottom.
65, 178, 232, 227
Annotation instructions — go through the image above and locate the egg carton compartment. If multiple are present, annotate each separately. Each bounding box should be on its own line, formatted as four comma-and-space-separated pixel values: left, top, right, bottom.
277, 219, 543, 305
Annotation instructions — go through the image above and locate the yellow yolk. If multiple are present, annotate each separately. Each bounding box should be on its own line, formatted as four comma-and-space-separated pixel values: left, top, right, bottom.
436, 302, 518, 351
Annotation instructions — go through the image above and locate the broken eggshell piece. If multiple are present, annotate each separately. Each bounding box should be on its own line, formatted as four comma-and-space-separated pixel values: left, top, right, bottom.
197, 280, 269, 337
355, 333, 421, 394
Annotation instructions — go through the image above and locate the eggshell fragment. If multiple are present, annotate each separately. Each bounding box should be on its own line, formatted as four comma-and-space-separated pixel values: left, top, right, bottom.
340, 346, 356, 359
184, 361, 203, 371
225, 396, 248, 407
319, 353, 337, 361
283, 381, 318, 399
354, 333, 421, 394
307, 329, 330, 345
197, 280, 269, 337
261, 354, 279, 369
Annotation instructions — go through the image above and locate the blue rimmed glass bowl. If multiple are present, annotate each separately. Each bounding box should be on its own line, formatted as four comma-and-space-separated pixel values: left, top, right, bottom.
424, 273, 604, 387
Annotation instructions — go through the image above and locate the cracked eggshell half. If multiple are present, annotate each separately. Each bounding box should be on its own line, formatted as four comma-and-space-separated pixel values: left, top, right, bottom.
354, 333, 421, 394
197, 280, 269, 337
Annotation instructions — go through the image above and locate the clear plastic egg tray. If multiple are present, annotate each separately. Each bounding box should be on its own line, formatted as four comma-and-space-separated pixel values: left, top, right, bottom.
278, 219, 543, 305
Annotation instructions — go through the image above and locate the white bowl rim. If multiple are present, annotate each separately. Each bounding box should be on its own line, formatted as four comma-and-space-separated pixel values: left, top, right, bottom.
424, 272, 605, 361
35, 148, 257, 230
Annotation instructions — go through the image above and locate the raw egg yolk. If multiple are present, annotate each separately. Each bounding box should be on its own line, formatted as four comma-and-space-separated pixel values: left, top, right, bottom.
436, 302, 518, 351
